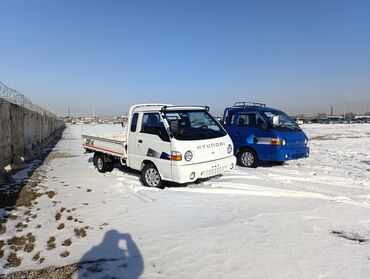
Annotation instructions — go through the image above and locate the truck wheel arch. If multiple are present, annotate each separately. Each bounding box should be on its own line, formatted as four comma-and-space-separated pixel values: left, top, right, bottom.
236, 146, 258, 157
141, 160, 155, 171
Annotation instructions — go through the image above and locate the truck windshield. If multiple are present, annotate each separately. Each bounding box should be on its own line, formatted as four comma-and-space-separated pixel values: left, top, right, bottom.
163, 110, 227, 140
262, 111, 301, 131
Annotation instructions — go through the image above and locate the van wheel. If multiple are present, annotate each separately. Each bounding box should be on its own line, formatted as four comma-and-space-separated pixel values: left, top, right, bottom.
142, 163, 163, 188
96, 154, 108, 173
238, 149, 259, 168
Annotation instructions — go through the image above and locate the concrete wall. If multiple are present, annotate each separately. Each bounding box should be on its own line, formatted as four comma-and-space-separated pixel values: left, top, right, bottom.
0, 98, 64, 179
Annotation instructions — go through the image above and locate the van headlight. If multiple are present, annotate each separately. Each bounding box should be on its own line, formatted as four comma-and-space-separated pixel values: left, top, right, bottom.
227, 144, 233, 154
282, 138, 287, 146
184, 151, 193, 162
304, 138, 308, 145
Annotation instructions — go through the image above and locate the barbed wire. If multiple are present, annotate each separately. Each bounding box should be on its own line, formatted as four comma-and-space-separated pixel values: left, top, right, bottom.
0, 81, 58, 118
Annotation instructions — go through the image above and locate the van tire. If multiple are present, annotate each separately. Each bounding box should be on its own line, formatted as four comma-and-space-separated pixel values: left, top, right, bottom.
95, 154, 108, 173
238, 148, 259, 168
142, 163, 163, 188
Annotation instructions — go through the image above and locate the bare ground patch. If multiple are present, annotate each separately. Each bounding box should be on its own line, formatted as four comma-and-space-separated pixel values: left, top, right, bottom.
74, 227, 87, 238
331, 230, 370, 243
0, 262, 79, 279
44, 152, 78, 163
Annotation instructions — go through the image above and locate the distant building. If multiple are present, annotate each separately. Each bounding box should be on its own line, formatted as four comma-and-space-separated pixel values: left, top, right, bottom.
326, 115, 343, 124
353, 116, 370, 123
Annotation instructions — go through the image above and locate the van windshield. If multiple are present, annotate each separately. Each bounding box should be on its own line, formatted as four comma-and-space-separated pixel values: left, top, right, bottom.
163, 110, 227, 140
262, 111, 301, 131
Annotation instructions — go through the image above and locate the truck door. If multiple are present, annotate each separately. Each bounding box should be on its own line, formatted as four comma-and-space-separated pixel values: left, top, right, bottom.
224, 109, 239, 149
236, 112, 271, 160
127, 112, 141, 170
137, 113, 172, 180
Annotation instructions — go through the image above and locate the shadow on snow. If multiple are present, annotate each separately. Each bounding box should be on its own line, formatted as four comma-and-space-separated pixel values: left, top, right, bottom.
77, 230, 144, 279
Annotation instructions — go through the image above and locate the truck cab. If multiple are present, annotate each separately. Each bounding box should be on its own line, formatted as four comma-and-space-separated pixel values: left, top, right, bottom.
127, 104, 236, 186
222, 102, 309, 167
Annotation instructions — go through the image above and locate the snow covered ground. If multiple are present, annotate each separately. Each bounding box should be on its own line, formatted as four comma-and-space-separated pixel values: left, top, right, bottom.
1, 124, 370, 278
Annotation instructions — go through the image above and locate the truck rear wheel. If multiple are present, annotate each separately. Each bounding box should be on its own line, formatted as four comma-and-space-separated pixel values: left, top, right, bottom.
238, 148, 259, 168
95, 154, 108, 173
142, 163, 163, 188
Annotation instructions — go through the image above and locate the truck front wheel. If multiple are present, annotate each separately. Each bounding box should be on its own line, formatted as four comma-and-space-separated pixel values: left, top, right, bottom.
238, 148, 259, 168
142, 163, 163, 188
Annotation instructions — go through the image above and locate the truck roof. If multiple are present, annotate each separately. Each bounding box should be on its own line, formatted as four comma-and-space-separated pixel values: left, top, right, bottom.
131, 104, 209, 113
226, 102, 282, 114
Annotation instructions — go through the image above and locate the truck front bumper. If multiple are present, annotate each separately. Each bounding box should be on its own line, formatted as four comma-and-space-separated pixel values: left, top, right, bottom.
171, 156, 236, 184
270, 146, 310, 161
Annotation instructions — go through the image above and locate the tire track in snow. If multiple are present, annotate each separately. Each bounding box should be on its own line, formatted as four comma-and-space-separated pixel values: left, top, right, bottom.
168, 182, 370, 209
110, 182, 156, 203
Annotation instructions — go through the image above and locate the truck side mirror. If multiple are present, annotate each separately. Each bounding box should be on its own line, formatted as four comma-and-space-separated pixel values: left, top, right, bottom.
170, 120, 179, 135
259, 122, 268, 131
158, 127, 171, 142
272, 115, 280, 127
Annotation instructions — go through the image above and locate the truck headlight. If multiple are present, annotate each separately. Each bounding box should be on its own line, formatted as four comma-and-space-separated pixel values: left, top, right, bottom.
304, 138, 308, 145
282, 138, 286, 146
184, 151, 193, 162
227, 144, 233, 154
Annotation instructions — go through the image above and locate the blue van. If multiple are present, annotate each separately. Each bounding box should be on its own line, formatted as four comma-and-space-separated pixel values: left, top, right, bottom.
222, 102, 309, 167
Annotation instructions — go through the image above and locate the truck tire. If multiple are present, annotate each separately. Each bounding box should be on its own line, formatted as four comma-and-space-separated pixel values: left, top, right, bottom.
93, 153, 98, 167
95, 154, 108, 173
142, 163, 163, 188
238, 148, 259, 168
107, 161, 115, 172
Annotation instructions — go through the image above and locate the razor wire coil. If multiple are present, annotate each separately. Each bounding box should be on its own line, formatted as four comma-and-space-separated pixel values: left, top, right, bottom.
0, 81, 58, 118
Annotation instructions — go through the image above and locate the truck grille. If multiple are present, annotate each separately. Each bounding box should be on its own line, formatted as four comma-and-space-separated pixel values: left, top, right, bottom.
200, 166, 226, 178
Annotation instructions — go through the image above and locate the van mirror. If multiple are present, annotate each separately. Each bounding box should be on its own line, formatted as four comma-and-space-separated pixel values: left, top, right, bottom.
272, 115, 280, 127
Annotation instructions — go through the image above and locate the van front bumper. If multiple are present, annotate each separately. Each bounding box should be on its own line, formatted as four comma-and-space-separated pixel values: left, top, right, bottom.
270, 146, 310, 161
171, 156, 236, 184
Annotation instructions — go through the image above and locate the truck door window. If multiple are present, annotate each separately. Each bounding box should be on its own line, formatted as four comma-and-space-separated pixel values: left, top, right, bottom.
130, 113, 139, 132
141, 113, 170, 142
225, 111, 235, 126
237, 113, 257, 127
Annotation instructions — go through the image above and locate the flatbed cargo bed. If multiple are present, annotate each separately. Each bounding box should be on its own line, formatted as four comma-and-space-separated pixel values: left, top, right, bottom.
81, 133, 127, 158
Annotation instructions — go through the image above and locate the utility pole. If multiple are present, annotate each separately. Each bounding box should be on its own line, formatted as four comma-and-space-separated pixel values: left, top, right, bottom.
343, 103, 346, 120
93, 105, 95, 122
68, 106, 70, 119
330, 105, 333, 116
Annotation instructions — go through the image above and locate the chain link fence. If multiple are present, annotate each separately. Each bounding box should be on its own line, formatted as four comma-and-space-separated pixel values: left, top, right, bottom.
0, 81, 58, 118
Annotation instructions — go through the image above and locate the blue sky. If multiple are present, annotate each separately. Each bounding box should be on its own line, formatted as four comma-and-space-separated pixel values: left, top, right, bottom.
0, 0, 369, 117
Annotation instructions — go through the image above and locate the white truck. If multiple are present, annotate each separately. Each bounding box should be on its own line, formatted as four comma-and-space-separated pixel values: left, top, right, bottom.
82, 104, 236, 188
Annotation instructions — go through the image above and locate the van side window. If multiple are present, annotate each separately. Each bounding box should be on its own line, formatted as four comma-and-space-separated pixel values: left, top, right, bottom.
237, 113, 258, 127
130, 113, 139, 132
141, 113, 170, 142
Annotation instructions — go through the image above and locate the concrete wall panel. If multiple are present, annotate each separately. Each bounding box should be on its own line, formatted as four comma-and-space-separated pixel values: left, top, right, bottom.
9, 103, 25, 159
0, 99, 12, 168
